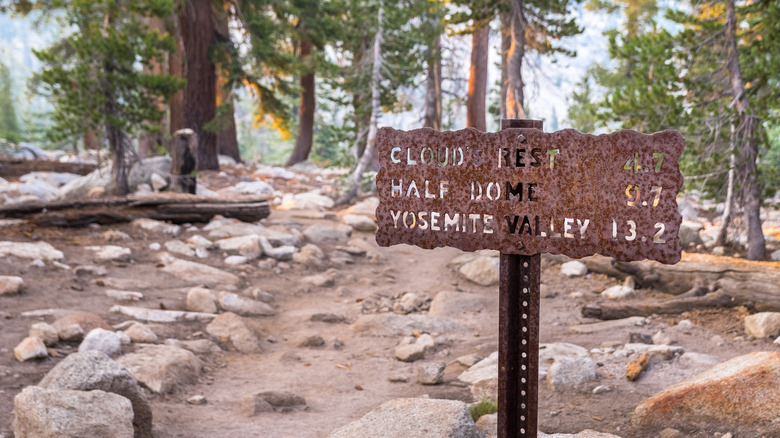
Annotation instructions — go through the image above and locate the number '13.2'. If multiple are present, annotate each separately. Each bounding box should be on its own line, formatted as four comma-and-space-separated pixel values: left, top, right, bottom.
612, 220, 667, 243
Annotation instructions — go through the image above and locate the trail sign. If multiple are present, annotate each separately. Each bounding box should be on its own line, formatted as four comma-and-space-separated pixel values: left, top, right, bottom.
375, 120, 684, 438
376, 126, 684, 263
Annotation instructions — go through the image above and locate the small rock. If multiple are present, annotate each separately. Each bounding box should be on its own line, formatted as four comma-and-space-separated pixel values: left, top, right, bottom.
560, 260, 588, 277
652, 330, 673, 345
302, 273, 334, 288
148, 242, 161, 251
225, 255, 249, 265
218, 292, 275, 316
0, 275, 23, 295
124, 323, 158, 343
0, 241, 64, 260
74, 264, 108, 276
29, 323, 59, 347
458, 256, 499, 286
157, 252, 240, 289
85, 245, 132, 261
117, 344, 203, 393
547, 356, 596, 391
310, 313, 346, 323
206, 312, 262, 353
293, 243, 326, 269
187, 395, 207, 405
257, 236, 296, 261
164, 338, 222, 355
592, 385, 612, 394
629, 332, 653, 344
78, 328, 121, 356
132, 218, 181, 236
187, 235, 214, 249
215, 234, 263, 258
103, 230, 131, 242
393, 292, 423, 314
417, 362, 446, 385
303, 223, 350, 244
13, 387, 134, 438
241, 391, 306, 415
744, 312, 780, 338
601, 277, 636, 299
150, 173, 168, 191
186, 287, 218, 314
771, 249, 780, 261
394, 343, 426, 362
289, 333, 325, 348
244, 287, 275, 303
658, 428, 684, 438
105, 289, 144, 301
474, 413, 497, 438
164, 240, 196, 258
343, 214, 377, 232
14, 336, 48, 362
52, 311, 110, 341
117, 330, 131, 345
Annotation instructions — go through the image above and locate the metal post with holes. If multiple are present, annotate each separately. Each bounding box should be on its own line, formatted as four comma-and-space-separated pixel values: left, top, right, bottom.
499, 118, 543, 438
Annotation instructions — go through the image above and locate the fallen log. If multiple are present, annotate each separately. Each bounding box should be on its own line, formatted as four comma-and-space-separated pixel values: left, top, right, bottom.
0, 158, 97, 178
0, 193, 270, 226
582, 291, 734, 320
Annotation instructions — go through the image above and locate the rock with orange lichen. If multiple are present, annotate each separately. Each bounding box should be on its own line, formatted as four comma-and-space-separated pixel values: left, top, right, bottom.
632, 351, 780, 434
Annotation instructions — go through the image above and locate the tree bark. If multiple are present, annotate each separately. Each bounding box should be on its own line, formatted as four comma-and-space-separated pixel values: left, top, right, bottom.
171, 129, 198, 194
216, 75, 240, 162
715, 127, 736, 246
423, 33, 442, 130
582, 292, 732, 320
467, 23, 490, 131
724, 0, 765, 260
505, 0, 526, 119
286, 39, 316, 167
177, 0, 218, 171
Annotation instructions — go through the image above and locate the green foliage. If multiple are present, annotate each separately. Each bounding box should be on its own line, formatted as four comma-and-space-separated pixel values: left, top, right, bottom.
469, 398, 498, 421
31, 0, 183, 147
0, 57, 21, 143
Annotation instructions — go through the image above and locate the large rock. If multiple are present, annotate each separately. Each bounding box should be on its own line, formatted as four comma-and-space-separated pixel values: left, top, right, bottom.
0, 275, 23, 295
117, 344, 202, 394
14, 386, 134, 438
352, 314, 469, 337
343, 214, 378, 232
632, 351, 780, 434
744, 312, 780, 338
132, 218, 181, 236
30, 322, 59, 346
215, 235, 263, 258
458, 256, 498, 286
281, 191, 335, 211
328, 398, 480, 438
228, 180, 274, 196
206, 312, 262, 353
0, 241, 64, 260
186, 287, 218, 313
58, 156, 171, 200
39, 350, 152, 438
678, 223, 703, 247
157, 252, 240, 289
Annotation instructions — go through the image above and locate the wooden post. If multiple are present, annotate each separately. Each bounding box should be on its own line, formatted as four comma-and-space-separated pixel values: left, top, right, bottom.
171, 128, 197, 194
499, 118, 543, 438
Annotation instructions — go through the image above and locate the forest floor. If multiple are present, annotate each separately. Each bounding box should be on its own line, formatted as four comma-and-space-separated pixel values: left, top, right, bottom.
0, 163, 779, 438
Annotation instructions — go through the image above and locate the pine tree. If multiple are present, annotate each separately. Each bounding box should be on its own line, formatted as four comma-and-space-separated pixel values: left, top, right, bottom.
0, 58, 21, 143
33, 0, 183, 195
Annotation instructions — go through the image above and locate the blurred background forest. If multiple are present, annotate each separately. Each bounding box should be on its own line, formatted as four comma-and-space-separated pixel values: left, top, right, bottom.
0, 0, 778, 258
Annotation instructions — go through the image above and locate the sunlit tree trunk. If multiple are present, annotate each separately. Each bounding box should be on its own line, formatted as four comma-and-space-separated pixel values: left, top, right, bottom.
467, 23, 489, 131
286, 39, 315, 166
423, 34, 442, 130
505, 0, 526, 119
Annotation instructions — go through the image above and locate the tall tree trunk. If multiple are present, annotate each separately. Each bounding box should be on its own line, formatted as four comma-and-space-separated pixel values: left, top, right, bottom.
500, 13, 510, 119
351, 35, 372, 159
138, 16, 167, 159
286, 40, 315, 167
168, 15, 184, 141
506, 0, 526, 119
423, 34, 442, 130
216, 75, 240, 162
467, 23, 490, 131
178, 0, 218, 171
341, 0, 383, 204
724, 0, 765, 260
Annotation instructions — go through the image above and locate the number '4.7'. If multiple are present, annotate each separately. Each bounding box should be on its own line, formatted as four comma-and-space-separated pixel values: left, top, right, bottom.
624, 152, 664, 173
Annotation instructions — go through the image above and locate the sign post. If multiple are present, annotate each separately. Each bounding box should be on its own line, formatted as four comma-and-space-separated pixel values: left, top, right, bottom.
375, 119, 684, 437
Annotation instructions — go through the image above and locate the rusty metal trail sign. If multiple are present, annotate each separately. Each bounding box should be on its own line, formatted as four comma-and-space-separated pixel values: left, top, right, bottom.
375, 119, 684, 438
376, 124, 684, 264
